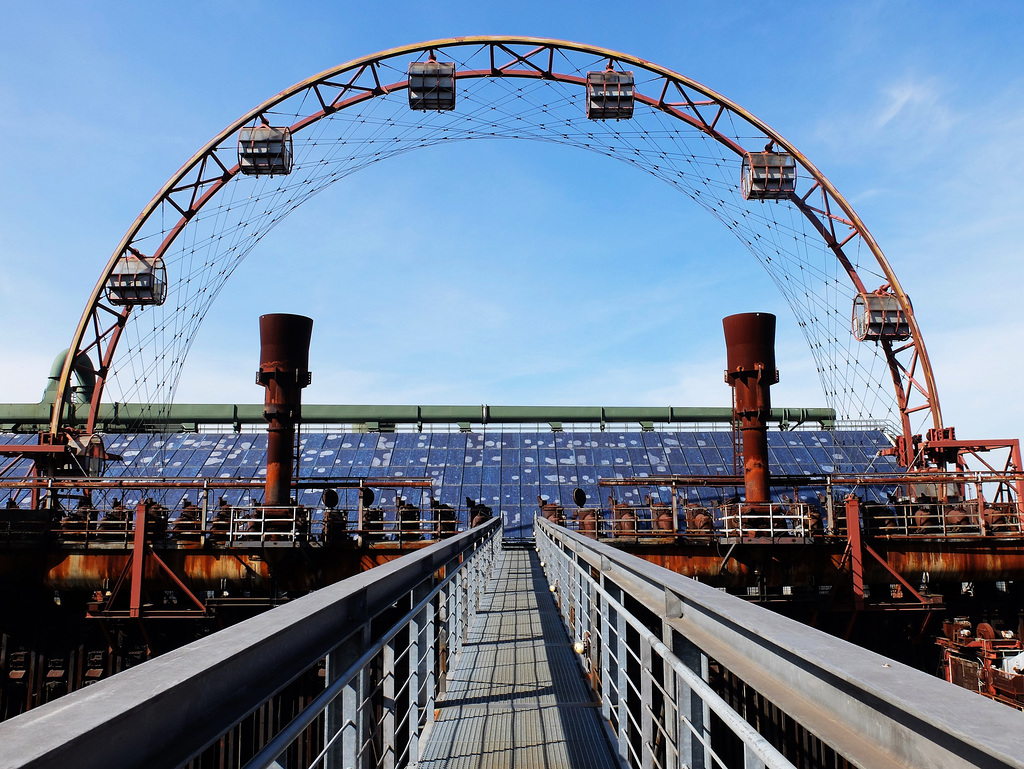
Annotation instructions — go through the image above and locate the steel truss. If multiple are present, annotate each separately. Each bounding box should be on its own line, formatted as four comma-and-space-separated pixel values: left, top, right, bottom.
51, 37, 940, 467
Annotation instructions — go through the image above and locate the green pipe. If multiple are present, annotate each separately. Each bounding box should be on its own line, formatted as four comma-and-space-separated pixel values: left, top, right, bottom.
0, 402, 836, 432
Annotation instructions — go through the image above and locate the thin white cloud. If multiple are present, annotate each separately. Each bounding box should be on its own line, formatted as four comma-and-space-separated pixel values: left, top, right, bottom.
875, 77, 950, 131
2, 4, 1023, 453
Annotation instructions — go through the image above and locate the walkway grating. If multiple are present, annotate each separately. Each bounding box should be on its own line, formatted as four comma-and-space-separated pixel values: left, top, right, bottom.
417, 547, 619, 768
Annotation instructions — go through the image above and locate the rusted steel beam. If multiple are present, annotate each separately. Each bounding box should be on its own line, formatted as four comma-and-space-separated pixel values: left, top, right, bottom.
846, 495, 866, 607
0, 531, 1021, 592
607, 539, 1024, 588
129, 502, 146, 618
602, 472, 1024, 486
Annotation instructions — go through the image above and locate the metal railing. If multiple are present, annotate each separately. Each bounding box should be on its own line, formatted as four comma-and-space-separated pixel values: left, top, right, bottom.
858, 498, 1023, 537
0, 518, 499, 769
0, 502, 487, 548
536, 517, 1024, 769
563, 502, 824, 540
241, 522, 498, 769
561, 498, 1024, 541
537, 519, 794, 769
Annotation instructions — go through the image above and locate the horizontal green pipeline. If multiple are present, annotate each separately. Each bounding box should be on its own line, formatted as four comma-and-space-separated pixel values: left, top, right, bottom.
0, 403, 835, 431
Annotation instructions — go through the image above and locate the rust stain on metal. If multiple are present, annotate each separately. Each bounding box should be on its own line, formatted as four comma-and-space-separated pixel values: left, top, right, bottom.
258, 314, 313, 508
621, 540, 1024, 587
723, 313, 777, 506
41, 552, 272, 589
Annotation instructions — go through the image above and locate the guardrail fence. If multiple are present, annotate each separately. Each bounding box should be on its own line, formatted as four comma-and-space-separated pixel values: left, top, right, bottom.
537, 519, 794, 769
536, 517, 1024, 769
0, 519, 499, 769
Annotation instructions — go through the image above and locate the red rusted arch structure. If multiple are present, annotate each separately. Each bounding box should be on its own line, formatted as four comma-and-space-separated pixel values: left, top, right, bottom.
50, 36, 940, 466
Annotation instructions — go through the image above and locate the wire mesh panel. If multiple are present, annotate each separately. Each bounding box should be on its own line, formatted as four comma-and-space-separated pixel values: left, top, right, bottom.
61, 39, 936, 446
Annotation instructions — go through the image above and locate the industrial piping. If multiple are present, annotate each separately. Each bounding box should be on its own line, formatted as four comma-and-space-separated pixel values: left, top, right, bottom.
257, 314, 313, 507
723, 313, 778, 505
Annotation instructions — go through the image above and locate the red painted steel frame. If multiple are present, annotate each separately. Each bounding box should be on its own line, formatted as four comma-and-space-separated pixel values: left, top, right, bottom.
49, 37, 942, 462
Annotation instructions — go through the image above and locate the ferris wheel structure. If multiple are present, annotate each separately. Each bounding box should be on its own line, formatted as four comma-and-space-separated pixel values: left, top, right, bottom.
50, 37, 946, 468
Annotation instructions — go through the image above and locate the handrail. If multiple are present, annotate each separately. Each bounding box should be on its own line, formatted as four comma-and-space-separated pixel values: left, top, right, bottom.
0, 519, 500, 769
536, 517, 1024, 769
538, 518, 795, 769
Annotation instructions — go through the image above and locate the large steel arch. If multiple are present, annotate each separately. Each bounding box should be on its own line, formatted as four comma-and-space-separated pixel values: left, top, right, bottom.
52, 37, 941, 466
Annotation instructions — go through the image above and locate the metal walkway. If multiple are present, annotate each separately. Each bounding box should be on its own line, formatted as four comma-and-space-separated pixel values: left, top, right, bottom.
3, 519, 1023, 769
418, 546, 618, 769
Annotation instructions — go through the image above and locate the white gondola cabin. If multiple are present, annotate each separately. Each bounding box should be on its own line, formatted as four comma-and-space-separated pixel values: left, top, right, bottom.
238, 126, 293, 176
586, 69, 634, 120
408, 60, 456, 111
852, 292, 911, 342
105, 253, 167, 306
741, 151, 797, 200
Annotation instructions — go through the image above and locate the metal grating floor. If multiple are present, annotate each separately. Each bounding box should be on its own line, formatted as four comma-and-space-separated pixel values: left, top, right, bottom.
417, 549, 619, 768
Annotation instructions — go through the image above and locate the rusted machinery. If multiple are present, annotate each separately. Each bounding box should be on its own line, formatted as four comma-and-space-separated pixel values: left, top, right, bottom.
723, 312, 777, 509
257, 313, 312, 509
3, 309, 1024, 719
939, 618, 1024, 709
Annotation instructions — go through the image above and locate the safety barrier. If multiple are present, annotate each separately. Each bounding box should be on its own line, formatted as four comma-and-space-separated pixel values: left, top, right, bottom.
0, 502, 483, 547
0, 518, 499, 769
536, 517, 1024, 769
538, 518, 794, 769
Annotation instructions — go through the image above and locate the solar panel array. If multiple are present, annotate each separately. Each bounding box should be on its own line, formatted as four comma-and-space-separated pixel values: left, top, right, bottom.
2, 429, 896, 537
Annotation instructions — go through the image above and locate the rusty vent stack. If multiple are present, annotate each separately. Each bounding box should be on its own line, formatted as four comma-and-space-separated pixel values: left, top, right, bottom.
257, 314, 313, 507
723, 313, 778, 504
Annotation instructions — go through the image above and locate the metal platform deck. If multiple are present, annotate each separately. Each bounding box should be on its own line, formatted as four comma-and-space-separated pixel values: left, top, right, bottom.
418, 547, 619, 769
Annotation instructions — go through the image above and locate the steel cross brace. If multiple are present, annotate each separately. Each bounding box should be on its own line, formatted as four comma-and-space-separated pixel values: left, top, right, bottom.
89, 502, 206, 619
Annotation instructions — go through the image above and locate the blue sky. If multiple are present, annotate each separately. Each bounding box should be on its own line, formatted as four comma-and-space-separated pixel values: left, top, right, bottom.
1, 2, 1023, 443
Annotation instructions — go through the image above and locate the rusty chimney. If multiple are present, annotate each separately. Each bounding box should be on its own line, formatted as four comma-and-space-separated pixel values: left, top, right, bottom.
257, 314, 313, 507
723, 313, 777, 504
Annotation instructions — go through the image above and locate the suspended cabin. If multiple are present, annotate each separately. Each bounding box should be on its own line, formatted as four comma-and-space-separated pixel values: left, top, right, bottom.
741, 151, 797, 200
852, 292, 912, 341
238, 126, 294, 176
105, 253, 167, 306
586, 69, 635, 120
408, 60, 456, 111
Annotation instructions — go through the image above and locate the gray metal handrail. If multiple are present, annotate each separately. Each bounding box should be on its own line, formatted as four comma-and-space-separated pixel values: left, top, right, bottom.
536, 517, 1024, 769
0, 518, 500, 769
244, 523, 498, 769
537, 519, 794, 769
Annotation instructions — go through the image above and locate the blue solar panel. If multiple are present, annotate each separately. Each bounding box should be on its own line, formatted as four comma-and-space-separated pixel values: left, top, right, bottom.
699, 444, 725, 470
711, 431, 734, 450
389, 433, 415, 450
480, 464, 498, 486
497, 432, 520, 449
664, 446, 687, 473
0, 428, 899, 525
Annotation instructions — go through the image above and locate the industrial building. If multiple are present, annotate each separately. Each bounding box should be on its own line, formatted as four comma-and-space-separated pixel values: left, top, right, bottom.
1, 36, 1022, 769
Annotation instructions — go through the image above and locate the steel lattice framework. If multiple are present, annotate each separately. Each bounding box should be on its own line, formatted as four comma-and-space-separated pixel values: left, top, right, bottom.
50, 37, 941, 466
